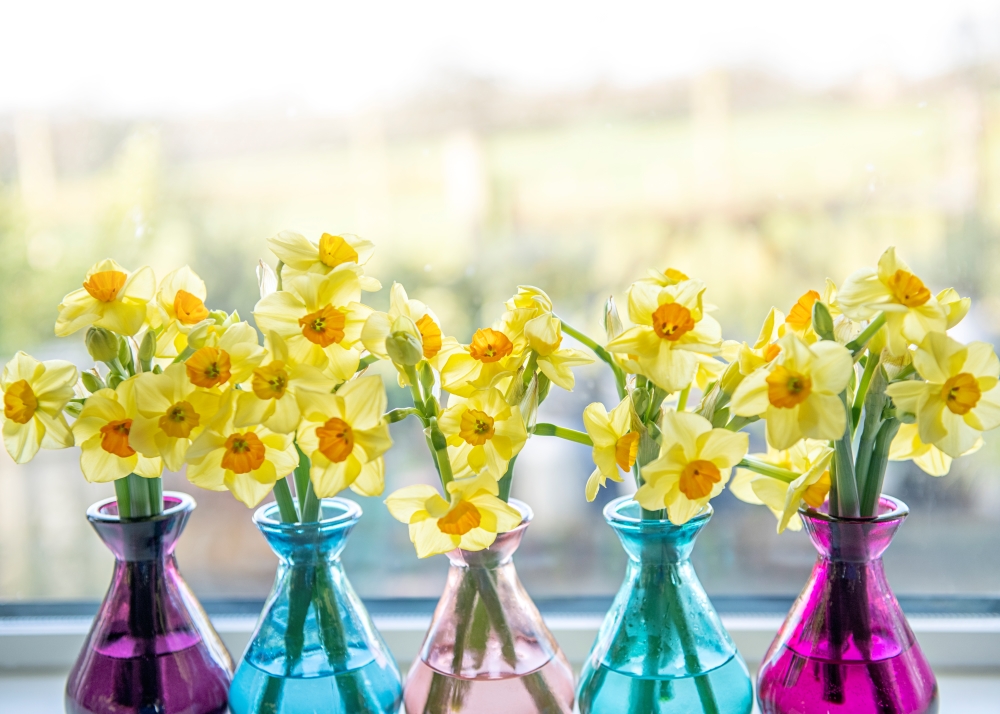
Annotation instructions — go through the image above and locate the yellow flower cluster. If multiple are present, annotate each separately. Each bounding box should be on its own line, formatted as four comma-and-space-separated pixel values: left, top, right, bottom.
380, 284, 593, 557
2, 233, 392, 509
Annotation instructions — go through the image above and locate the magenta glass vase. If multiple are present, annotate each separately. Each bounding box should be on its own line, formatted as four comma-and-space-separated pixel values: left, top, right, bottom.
65, 491, 234, 714
757, 496, 938, 714
403, 499, 576, 714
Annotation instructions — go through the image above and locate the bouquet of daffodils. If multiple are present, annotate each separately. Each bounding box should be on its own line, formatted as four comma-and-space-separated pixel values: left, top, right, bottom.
1, 234, 394, 714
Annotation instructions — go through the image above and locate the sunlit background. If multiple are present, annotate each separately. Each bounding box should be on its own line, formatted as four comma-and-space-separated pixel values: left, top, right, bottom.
3, 0, 1000, 604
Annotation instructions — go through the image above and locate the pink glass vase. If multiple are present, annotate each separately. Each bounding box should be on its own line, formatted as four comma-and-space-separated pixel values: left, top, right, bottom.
65, 491, 234, 714
757, 496, 938, 714
403, 499, 575, 714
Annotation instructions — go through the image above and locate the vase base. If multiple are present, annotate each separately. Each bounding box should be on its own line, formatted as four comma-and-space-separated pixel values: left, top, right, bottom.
65, 643, 230, 714
758, 645, 939, 714
403, 656, 575, 714
577, 653, 753, 714
229, 658, 402, 714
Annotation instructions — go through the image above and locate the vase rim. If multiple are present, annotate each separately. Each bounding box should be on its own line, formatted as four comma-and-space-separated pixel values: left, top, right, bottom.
800, 494, 909, 524
87, 489, 195, 523
603, 495, 712, 528
253, 495, 362, 532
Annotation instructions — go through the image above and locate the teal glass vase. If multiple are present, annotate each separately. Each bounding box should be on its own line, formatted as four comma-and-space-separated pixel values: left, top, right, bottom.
228, 498, 402, 713
577, 497, 753, 714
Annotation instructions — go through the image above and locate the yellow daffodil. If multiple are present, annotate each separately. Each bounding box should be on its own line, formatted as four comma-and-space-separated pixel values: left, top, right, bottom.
361, 283, 447, 366
884, 332, 1000, 458
72, 381, 162, 483
635, 267, 691, 289
439, 387, 528, 479
268, 231, 380, 290
152, 266, 212, 357
523, 314, 593, 390
730, 333, 853, 450
385, 473, 523, 558
606, 279, 722, 393
501, 285, 554, 336
254, 268, 372, 379
185, 392, 299, 507
735, 308, 785, 378
637, 411, 748, 524
582, 397, 638, 501
888, 422, 981, 477
730, 440, 834, 532
1, 352, 77, 464
129, 364, 221, 472
936, 288, 971, 330
837, 247, 947, 356
56, 259, 156, 337
440, 323, 525, 397
295, 375, 393, 498
233, 333, 338, 434
184, 320, 266, 390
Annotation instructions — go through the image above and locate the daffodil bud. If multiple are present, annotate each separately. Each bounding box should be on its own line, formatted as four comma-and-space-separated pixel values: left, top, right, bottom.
107, 372, 123, 389
525, 314, 562, 356
80, 371, 105, 394
117, 336, 133, 372
385, 316, 423, 367
209, 309, 229, 325
428, 426, 448, 452
867, 324, 887, 356
138, 331, 156, 371
64, 401, 83, 418
604, 296, 624, 343
811, 301, 835, 341
719, 360, 744, 395
86, 327, 120, 364
537, 372, 552, 404
418, 361, 435, 394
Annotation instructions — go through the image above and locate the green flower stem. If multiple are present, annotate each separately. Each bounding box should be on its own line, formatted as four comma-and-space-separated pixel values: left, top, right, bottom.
403, 365, 426, 413
302, 480, 321, 523
854, 363, 887, 502
737, 457, 799, 484
846, 313, 886, 357
559, 319, 627, 399
532, 422, 593, 446
860, 418, 900, 517
275, 261, 284, 291
834, 391, 861, 518
497, 455, 518, 503
469, 568, 517, 668
725, 415, 759, 431
127, 474, 152, 519
852, 351, 881, 432
385, 407, 421, 423
892, 364, 916, 381
427, 416, 454, 489
293, 444, 311, 516
114, 478, 133, 520
676, 386, 690, 412
170, 347, 195, 365
314, 566, 369, 711
272, 477, 300, 523
356, 354, 379, 372
146, 477, 163, 516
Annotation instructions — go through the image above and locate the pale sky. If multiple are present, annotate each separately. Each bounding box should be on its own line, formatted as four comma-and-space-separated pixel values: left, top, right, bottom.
2, 0, 999, 117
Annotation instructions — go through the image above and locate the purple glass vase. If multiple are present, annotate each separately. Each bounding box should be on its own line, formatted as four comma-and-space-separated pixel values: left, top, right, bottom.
757, 496, 938, 714
65, 491, 233, 714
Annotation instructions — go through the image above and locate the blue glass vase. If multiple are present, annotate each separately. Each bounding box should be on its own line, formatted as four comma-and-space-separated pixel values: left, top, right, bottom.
228, 498, 402, 713
577, 497, 753, 714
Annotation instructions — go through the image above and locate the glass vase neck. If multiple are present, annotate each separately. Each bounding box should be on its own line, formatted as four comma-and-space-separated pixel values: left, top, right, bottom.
87, 491, 194, 561
253, 498, 361, 563
446, 498, 532, 568
605, 496, 712, 563
801, 496, 908, 563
